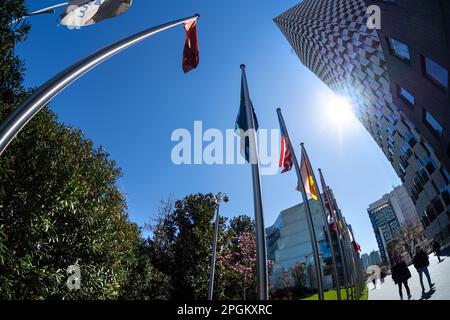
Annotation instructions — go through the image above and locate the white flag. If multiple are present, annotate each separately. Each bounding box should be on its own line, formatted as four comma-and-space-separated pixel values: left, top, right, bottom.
60, 0, 132, 28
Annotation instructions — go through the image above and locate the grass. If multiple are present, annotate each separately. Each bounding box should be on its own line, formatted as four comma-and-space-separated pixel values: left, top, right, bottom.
301, 284, 368, 300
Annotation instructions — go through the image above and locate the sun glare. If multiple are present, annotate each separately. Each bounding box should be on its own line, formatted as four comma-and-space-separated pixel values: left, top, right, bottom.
325, 94, 355, 128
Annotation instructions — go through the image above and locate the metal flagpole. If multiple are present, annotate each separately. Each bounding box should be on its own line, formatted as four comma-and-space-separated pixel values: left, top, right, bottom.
318, 169, 349, 300
335, 208, 354, 299
11, 2, 69, 24
325, 182, 351, 300
342, 218, 358, 299
276, 108, 324, 300
207, 193, 228, 300
300, 151, 341, 300
0, 14, 199, 157
240, 65, 268, 300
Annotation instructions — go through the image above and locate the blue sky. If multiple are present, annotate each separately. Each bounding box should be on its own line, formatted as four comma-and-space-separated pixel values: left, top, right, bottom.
18, 0, 401, 253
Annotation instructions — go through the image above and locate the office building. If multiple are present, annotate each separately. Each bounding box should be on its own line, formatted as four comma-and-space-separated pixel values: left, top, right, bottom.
275, 0, 450, 244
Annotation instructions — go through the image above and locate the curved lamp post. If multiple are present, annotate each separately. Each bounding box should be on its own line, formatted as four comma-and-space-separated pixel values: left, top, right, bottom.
0, 13, 199, 156
207, 192, 229, 300
11, 2, 69, 24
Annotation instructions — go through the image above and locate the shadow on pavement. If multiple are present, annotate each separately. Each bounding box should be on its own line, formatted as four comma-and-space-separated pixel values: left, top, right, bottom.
420, 289, 436, 300
438, 246, 450, 257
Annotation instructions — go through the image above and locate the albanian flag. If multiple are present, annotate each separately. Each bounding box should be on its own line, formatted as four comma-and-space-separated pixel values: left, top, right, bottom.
182, 18, 199, 73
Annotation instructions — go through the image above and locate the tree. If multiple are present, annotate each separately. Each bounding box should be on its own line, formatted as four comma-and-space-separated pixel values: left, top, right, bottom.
148, 194, 226, 300
0, 0, 167, 299
217, 231, 257, 300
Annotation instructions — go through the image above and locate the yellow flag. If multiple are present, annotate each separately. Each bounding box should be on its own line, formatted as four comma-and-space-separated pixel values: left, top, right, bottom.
300, 148, 319, 200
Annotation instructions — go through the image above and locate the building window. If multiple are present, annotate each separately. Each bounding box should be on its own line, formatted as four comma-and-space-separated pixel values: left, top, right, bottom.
387, 37, 411, 62
422, 55, 449, 90
424, 111, 444, 136
420, 157, 436, 175
398, 85, 415, 107
441, 186, 450, 207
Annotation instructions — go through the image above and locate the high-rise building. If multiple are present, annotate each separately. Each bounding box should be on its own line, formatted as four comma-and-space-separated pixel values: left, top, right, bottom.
368, 195, 403, 266
360, 253, 370, 271
367, 185, 428, 265
369, 250, 382, 266
274, 0, 450, 243
266, 199, 334, 290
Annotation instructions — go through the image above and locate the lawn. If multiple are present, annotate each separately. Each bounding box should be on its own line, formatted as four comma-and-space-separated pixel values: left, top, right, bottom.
301, 285, 368, 300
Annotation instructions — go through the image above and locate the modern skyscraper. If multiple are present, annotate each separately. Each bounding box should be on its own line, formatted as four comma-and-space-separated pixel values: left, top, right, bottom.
368, 196, 402, 266
369, 250, 382, 266
368, 185, 428, 265
360, 253, 370, 271
275, 0, 450, 242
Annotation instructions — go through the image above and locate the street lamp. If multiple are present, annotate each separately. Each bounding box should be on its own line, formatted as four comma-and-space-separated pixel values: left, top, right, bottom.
0, 13, 199, 156
207, 192, 228, 300
11, 2, 69, 24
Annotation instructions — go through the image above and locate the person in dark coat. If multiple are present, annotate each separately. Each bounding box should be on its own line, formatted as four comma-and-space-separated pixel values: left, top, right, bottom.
391, 257, 412, 300
433, 240, 443, 263
413, 246, 435, 293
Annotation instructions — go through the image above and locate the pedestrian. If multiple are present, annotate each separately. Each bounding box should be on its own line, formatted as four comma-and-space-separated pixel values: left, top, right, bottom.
371, 271, 376, 289
413, 246, 435, 294
391, 257, 412, 300
380, 269, 385, 283
432, 239, 443, 263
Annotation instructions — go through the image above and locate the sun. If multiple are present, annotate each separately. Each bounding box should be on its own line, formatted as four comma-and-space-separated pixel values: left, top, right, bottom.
324, 94, 355, 128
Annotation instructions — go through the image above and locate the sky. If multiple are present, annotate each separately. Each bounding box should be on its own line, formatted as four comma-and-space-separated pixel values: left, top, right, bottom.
17, 0, 401, 254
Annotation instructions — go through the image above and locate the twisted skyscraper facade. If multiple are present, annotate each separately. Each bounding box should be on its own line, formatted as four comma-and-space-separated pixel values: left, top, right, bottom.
275, 0, 450, 241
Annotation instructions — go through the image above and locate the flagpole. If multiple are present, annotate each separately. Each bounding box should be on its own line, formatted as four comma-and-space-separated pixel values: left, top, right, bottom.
332, 194, 355, 300
0, 14, 200, 157
276, 108, 324, 300
341, 216, 357, 299
11, 2, 69, 24
319, 169, 350, 300
300, 148, 341, 300
207, 193, 228, 300
240, 65, 268, 300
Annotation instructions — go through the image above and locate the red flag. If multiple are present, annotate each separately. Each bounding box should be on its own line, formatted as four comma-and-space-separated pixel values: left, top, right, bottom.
182, 19, 199, 73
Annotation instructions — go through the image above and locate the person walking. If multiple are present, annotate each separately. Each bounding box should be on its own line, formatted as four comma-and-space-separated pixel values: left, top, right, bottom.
432, 239, 443, 263
371, 271, 376, 289
391, 257, 412, 300
413, 246, 435, 294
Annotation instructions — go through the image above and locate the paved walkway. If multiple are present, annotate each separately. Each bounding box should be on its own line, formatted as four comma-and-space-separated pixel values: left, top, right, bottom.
369, 248, 450, 300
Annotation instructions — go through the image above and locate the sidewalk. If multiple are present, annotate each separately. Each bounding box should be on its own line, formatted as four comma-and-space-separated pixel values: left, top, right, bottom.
369, 248, 450, 300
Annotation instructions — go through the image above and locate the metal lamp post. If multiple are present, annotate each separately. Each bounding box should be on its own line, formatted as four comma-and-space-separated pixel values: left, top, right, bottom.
207, 192, 229, 300
0, 14, 199, 156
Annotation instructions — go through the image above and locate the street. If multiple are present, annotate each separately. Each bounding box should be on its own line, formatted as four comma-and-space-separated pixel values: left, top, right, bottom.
369, 248, 450, 300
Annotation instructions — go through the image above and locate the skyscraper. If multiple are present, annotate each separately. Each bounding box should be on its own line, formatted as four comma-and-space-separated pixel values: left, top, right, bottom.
275, 0, 450, 242
368, 185, 428, 265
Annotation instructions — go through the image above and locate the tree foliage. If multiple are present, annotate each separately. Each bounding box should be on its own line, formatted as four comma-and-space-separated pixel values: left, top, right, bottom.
0, 0, 168, 299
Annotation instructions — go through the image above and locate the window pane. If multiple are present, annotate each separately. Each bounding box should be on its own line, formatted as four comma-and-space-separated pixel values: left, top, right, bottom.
388, 38, 410, 61
424, 57, 448, 89
399, 86, 415, 105
425, 111, 443, 135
